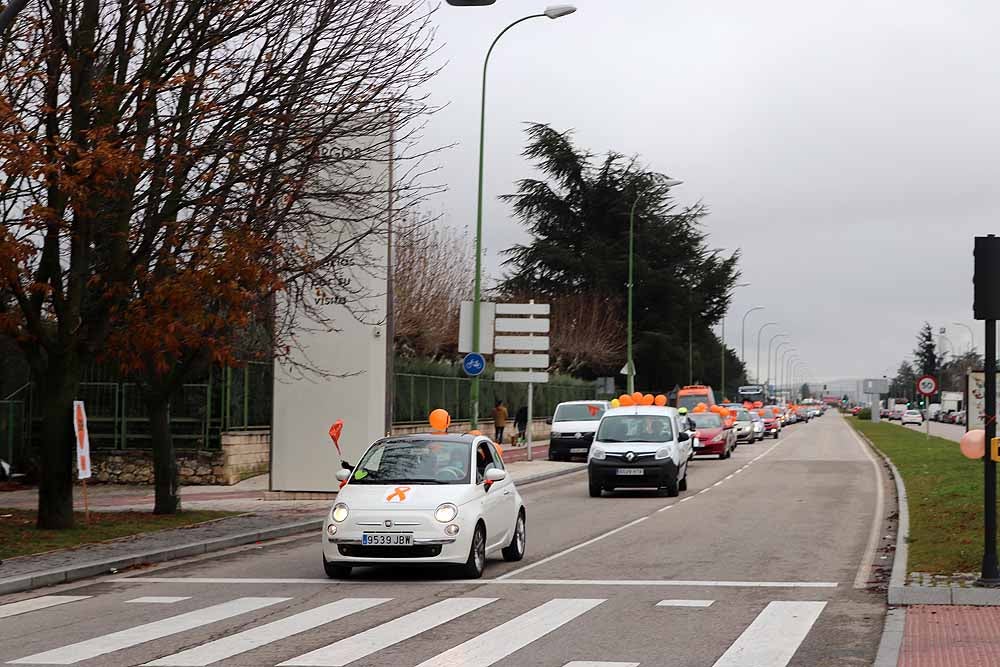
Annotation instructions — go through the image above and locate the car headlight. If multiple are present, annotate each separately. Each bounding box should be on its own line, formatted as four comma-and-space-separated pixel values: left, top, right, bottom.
589, 445, 606, 460
655, 446, 673, 460
434, 503, 458, 523
331, 503, 349, 523
710, 433, 725, 444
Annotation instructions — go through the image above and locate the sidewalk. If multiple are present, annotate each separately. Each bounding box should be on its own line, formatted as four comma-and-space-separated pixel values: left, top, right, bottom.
0, 458, 582, 596
900, 605, 1000, 667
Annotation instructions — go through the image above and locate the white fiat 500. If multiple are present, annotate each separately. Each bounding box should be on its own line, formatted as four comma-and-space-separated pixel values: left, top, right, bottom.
323, 434, 526, 579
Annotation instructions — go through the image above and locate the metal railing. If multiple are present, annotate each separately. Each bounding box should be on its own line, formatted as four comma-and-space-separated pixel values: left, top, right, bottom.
393, 373, 593, 424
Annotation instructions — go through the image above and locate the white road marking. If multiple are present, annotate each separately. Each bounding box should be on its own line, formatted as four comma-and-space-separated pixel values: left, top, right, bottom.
724, 474, 735, 480
500, 579, 836, 588
496, 517, 648, 580
0, 596, 90, 619
145, 598, 389, 666
710, 601, 827, 667
657, 599, 715, 607
712, 481, 724, 487
412, 598, 604, 667
656, 504, 674, 512
563, 663, 639, 667
116, 577, 837, 588
279, 597, 495, 666
126, 597, 190, 604
697, 488, 710, 495
847, 417, 888, 589
679, 497, 692, 503
9, 597, 287, 665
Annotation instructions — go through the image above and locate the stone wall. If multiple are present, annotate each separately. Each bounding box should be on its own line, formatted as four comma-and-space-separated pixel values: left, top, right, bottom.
89, 430, 270, 486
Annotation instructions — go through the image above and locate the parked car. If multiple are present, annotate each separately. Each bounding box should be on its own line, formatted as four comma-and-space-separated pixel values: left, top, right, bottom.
324, 433, 525, 579
588, 405, 693, 497
761, 408, 783, 438
795, 407, 811, 422
547, 400, 610, 461
889, 407, 906, 421
732, 409, 754, 442
955, 410, 967, 425
749, 412, 765, 442
689, 411, 735, 459
901, 409, 924, 426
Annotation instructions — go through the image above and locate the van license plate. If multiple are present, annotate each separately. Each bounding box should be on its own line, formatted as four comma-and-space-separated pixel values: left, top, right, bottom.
362, 533, 414, 546
616, 468, 643, 476
570, 448, 588, 454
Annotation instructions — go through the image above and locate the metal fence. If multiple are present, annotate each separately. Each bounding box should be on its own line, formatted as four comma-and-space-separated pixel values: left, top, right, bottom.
2, 363, 272, 467
393, 373, 594, 424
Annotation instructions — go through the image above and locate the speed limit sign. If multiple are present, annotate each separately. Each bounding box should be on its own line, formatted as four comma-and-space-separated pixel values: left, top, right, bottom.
917, 375, 939, 397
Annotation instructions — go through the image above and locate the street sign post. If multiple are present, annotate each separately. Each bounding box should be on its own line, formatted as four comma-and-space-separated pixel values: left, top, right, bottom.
863, 378, 889, 423
493, 301, 549, 461
917, 375, 938, 439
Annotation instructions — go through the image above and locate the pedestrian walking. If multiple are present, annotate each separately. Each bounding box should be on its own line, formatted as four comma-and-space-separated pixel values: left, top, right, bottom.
492, 400, 509, 445
515, 405, 529, 444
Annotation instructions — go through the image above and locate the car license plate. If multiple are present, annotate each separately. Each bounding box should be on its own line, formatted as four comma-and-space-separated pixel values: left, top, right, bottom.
361, 532, 413, 546
616, 468, 643, 476
570, 448, 588, 454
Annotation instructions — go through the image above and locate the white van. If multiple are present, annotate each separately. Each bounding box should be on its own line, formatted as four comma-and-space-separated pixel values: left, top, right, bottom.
547, 400, 610, 461
587, 405, 693, 498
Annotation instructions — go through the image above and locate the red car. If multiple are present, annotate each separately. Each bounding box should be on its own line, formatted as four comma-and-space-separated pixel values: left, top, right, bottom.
762, 408, 783, 438
851, 406, 862, 416
689, 412, 735, 459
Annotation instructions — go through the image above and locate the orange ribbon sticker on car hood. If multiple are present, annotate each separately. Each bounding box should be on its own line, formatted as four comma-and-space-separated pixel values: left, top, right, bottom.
385, 486, 412, 502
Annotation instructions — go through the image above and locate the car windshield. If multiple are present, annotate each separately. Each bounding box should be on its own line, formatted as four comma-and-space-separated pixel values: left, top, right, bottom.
734, 410, 750, 421
596, 415, 675, 443
689, 413, 723, 428
351, 439, 471, 485
553, 403, 605, 422
750, 413, 762, 422
677, 395, 709, 410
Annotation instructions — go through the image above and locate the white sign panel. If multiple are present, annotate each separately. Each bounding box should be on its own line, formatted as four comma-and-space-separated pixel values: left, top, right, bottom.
458, 301, 496, 354
863, 378, 889, 395
495, 302, 550, 316
967, 371, 1000, 430
271, 131, 390, 492
495, 353, 549, 369
495, 318, 549, 334
73, 400, 91, 480
495, 335, 549, 351
495, 370, 550, 384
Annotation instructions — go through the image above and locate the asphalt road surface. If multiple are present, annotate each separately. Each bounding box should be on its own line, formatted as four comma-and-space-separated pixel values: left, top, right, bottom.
0, 412, 890, 666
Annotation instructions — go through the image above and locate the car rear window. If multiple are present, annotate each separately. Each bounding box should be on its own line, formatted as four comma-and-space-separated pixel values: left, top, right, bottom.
689, 413, 722, 428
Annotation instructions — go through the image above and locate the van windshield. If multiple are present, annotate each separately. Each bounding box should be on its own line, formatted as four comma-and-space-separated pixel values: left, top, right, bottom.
677, 395, 709, 410
553, 403, 605, 422
597, 415, 675, 443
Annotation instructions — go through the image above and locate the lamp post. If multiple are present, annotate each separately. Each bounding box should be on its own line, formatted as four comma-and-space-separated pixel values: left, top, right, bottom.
721, 283, 751, 400
755, 321, 777, 383
470, 4, 576, 427
741, 307, 764, 365
778, 348, 795, 402
785, 357, 800, 401
766, 334, 789, 394
627, 178, 682, 393
772, 340, 791, 400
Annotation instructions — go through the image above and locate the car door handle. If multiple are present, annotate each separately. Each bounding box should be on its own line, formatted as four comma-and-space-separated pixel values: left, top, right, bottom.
503, 490, 512, 496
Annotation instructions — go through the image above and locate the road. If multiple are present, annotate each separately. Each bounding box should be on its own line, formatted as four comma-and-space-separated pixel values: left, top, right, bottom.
0, 412, 890, 666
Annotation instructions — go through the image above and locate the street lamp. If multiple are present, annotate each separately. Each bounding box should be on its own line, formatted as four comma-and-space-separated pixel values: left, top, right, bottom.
720, 283, 751, 399
741, 307, 764, 365
766, 334, 789, 392
627, 177, 683, 393
778, 347, 796, 400
470, 5, 577, 427
772, 340, 792, 398
785, 356, 800, 401
755, 322, 777, 383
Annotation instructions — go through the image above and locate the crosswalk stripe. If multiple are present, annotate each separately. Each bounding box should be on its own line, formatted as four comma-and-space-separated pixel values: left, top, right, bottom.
710, 601, 827, 667
0, 596, 90, 619
145, 598, 390, 666
127, 597, 191, 604
412, 598, 605, 667
563, 663, 639, 667
8, 597, 288, 665
656, 599, 714, 607
279, 597, 496, 667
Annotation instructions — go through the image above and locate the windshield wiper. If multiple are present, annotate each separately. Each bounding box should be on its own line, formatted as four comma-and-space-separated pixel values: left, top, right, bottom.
377, 478, 452, 484
599, 438, 624, 443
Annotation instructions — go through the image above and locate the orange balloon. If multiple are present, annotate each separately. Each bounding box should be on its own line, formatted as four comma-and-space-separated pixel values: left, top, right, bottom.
642, 394, 655, 406
693, 404, 708, 413
961, 430, 986, 459
773, 407, 781, 415
710, 405, 722, 413
721, 408, 731, 417
654, 394, 667, 406
468, 429, 482, 436
758, 409, 766, 416
620, 394, 635, 407
632, 392, 643, 404
429, 408, 451, 432
619, 394, 631, 404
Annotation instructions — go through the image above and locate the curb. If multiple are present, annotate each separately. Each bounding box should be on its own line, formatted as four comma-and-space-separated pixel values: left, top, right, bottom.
874, 607, 906, 667
514, 464, 586, 486
0, 519, 323, 597
856, 426, 1000, 605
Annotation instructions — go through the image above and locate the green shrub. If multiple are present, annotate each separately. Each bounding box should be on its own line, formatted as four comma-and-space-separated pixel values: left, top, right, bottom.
856, 408, 872, 419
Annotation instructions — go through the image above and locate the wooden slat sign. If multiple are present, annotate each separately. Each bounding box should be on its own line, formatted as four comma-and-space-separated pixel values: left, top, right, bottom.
495, 353, 550, 369
494, 318, 549, 334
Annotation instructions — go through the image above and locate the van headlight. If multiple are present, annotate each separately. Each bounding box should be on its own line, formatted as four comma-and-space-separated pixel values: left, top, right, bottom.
434, 503, 458, 523
331, 503, 349, 523
590, 446, 606, 460
655, 446, 673, 460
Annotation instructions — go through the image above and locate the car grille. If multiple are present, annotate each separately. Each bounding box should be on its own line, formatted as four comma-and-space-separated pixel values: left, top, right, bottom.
337, 544, 442, 559
605, 452, 656, 461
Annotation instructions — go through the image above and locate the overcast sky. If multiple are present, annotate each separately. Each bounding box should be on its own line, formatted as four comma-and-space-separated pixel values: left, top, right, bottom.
416, 0, 999, 388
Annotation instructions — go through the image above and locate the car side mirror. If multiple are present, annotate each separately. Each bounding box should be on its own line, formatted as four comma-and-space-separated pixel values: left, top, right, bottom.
484, 468, 507, 485
335, 469, 351, 482
545, 418, 552, 425
677, 431, 690, 442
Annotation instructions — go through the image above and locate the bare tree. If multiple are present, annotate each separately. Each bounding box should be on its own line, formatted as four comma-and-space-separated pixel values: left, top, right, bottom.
548, 293, 625, 377
393, 215, 473, 359
0, 0, 440, 524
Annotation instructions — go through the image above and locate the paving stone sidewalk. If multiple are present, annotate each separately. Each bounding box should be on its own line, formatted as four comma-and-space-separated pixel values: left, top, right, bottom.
900, 605, 1000, 667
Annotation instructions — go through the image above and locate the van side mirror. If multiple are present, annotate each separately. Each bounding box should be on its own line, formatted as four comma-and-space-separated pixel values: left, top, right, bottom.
677, 431, 690, 442
545, 418, 552, 425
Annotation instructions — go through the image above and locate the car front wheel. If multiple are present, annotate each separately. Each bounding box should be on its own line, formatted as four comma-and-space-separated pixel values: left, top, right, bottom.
588, 477, 602, 497
323, 557, 351, 579
502, 511, 526, 562
460, 523, 487, 579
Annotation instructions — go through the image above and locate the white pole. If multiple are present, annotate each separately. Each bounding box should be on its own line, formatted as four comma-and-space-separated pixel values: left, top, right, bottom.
527, 381, 534, 461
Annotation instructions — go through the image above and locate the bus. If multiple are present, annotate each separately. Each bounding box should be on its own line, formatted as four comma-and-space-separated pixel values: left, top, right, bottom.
676, 385, 717, 411
738, 385, 767, 406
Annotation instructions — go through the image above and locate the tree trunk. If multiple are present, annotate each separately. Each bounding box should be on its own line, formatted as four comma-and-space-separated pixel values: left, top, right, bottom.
146, 394, 180, 514
35, 354, 79, 529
